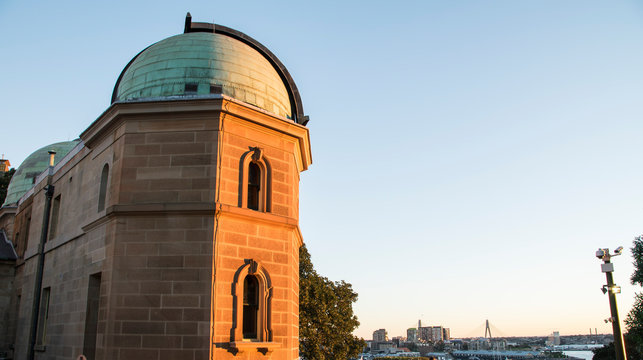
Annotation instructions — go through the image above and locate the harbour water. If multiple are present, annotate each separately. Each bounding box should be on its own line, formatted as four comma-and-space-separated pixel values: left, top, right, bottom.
563, 350, 594, 360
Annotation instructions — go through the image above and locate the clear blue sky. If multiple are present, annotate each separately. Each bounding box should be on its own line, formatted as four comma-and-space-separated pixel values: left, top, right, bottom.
2, 0, 643, 339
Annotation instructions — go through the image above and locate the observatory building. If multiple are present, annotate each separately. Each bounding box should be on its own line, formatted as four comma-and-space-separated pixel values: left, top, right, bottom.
0, 14, 311, 360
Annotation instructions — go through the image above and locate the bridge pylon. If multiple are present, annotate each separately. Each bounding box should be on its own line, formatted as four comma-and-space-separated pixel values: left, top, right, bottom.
484, 319, 492, 339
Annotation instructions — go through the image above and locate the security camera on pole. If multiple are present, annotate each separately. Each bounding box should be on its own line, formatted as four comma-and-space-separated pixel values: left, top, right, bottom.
596, 246, 627, 360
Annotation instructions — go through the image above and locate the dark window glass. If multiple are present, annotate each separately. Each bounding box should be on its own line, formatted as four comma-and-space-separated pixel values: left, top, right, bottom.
242, 275, 259, 339
36, 287, 51, 345
24, 216, 31, 248
210, 84, 223, 94
49, 195, 61, 240
98, 164, 109, 212
247, 163, 261, 211
84, 273, 102, 360
185, 83, 198, 93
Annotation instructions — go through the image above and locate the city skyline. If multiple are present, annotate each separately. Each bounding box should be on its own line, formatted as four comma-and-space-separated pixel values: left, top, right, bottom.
365, 319, 610, 340
2, 0, 643, 340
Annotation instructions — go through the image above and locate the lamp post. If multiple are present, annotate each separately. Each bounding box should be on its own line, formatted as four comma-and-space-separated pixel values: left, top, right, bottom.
596, 247, 627, 360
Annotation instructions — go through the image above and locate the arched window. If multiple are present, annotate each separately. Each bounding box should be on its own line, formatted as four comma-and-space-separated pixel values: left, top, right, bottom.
243, 275, 259, 339
239, 148, 271, 212
231, 260, 273, 344
98, 164, 109, 212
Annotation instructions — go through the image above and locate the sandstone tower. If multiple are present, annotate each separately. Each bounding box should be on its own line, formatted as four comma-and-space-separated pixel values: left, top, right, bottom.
0, 14, 311, 360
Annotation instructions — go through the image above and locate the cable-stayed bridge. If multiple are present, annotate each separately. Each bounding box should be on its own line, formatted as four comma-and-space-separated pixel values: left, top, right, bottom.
461, 319, 508, 338
405, 319, 507, 339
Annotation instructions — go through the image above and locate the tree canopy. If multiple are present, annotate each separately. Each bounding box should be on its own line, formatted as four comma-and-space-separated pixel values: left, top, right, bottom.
592, 334, 639, 360
625, 235, 643, 359
630, 236, 643, 286
299, 244, 365, 360
0, 168, 15, 205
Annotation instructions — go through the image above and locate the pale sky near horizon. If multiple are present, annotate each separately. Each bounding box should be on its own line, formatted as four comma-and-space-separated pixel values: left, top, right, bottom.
2, 0, 643, 340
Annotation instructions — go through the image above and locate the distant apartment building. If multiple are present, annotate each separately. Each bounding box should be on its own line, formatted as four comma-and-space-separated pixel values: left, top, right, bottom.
392, 336, 406, 347
443, 327, 450, 340
377, 342, 396, 352
373, 328, 388, 342
450, 339, 464, 350
419, 327, 431, 342
492, 339, 507, 351
431, 326, 443, 341
469, 337, 491, 350
546, 331, 561, 346
368, 340, 396, 352
407, 328, 418, 342
419, 325, 447, 342
467, 337, 505, 351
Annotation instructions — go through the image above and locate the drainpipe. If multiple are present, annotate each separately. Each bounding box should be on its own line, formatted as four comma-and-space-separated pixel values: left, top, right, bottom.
27, 151, 56, 360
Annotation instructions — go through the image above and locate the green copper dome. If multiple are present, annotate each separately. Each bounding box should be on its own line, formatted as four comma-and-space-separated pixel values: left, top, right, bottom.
113, 32, 294, 119
3, 140, 80, 206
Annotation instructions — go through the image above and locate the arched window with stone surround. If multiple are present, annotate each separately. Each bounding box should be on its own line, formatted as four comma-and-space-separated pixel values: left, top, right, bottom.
97, 164, 109, 212
231, 260, 273, 344
239, 147, 271, 212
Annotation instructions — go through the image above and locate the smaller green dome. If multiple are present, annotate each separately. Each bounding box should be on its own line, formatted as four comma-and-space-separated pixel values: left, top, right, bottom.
3, 140, 80, 206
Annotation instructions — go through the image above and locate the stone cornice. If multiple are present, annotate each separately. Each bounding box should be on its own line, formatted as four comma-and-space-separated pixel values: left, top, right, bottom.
80, 96, 312, 171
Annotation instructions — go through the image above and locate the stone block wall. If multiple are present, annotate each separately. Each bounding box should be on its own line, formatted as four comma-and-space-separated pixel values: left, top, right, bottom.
211, 211, 300, 360
105, 214, 212, 360
117, 114, 219, 206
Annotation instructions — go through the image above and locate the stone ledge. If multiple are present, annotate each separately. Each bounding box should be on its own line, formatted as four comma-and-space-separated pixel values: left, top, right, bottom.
217, 203, 297, 226
81, 202, 216, 232
230, 341, 280, 355
109, 202, 216, 215
216, 203, 304, 247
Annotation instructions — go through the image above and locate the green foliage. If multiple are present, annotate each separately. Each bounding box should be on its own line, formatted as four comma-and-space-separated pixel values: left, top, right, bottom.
625, 293, 643, 357
0, 168, 15, 205
592, 336, 640, 360
593, 342, 616, 360
299, 244, 365, 360
631, 236, 643, 286
622, 235, 643, 359
625, 292, 643, 332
